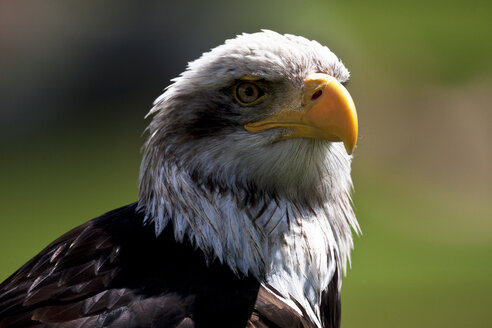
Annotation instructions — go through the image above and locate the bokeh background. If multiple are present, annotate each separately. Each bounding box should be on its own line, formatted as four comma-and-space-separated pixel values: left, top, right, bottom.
1, 0, 491, 326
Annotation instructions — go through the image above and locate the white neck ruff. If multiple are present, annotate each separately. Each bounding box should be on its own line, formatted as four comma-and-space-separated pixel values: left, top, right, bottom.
138, 160, 358, 326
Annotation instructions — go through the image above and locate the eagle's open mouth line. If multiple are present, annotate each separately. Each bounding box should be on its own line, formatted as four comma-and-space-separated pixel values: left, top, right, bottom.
249, 121, 343, 143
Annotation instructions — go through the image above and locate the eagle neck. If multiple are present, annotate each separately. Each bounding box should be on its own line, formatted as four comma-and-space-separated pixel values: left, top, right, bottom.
138, 155, 358, 326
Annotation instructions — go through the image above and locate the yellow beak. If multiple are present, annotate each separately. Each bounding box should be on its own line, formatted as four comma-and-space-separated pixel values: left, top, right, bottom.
244, 73, 358, 154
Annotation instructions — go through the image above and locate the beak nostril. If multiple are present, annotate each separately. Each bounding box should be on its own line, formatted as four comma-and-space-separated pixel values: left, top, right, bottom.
311, 90, 322, 100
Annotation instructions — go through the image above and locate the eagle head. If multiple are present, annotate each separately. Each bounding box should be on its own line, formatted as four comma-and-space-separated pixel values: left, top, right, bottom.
140, 30, 357, 213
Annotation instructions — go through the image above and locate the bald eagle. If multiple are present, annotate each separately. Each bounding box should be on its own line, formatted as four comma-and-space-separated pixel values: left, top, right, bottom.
0, 31, 359, 328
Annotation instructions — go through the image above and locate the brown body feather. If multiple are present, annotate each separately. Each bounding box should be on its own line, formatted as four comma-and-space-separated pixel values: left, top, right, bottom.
0, 204, 340, 328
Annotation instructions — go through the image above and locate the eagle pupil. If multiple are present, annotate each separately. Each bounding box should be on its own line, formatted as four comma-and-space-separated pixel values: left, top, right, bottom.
245, 87, 254, 97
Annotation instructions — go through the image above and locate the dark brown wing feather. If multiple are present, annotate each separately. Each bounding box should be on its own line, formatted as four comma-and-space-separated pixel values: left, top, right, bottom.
0, 203, 319, 328
248, 285, 312, 328
320, 271, 341, 328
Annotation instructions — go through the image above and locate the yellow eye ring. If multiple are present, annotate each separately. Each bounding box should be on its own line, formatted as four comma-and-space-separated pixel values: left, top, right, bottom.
234, 82, 266, 106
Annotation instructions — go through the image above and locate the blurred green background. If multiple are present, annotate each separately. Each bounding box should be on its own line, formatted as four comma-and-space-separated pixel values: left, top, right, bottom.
1, 0, 491, 327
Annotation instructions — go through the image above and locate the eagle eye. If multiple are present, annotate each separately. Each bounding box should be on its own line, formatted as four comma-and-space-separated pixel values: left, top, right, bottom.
234, 82, 265, 105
